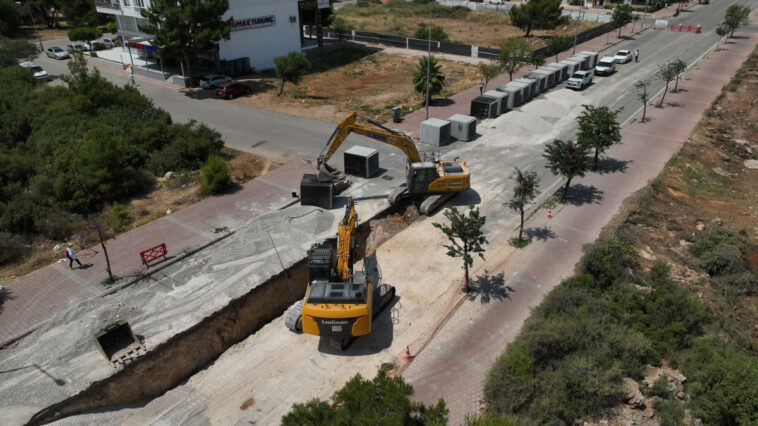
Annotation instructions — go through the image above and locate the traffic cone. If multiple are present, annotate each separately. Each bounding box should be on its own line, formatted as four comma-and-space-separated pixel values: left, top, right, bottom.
546, 209, 553, 219
402, 345, 414, 362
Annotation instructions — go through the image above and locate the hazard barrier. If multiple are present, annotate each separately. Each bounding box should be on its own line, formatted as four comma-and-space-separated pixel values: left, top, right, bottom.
670, 24, 702, 33
546, 209, 553, 219
139, 242, 167, 266
402, 345, 414, 362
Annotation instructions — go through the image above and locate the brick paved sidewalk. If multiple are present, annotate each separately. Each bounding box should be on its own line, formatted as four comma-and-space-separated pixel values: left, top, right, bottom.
0, 161, 311, 345
403, 33, 757, 425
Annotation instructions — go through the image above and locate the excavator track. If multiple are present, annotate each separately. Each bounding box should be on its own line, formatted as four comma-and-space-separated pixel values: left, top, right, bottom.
387, 187, 408, 207
419, 192, 456, 215
285, 300, 304, 332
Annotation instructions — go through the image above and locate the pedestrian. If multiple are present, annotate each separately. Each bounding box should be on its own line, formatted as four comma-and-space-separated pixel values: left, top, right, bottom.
130, 72, 136, 87
635, 49, 640, 62
66, 243, 82, 269
479, 79, 484, 95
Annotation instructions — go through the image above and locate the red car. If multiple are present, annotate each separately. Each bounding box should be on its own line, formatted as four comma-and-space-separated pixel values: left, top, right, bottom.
216, 82, 252, 99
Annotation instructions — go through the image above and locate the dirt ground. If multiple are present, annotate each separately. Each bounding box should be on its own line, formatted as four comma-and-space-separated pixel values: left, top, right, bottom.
606, 47, 758, 352
218, 48, 481, 124
0, 149, 279, 284
335, 7, 600, 49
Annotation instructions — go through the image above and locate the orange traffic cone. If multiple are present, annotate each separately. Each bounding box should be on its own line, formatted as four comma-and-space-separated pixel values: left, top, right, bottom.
546, 209, 553, 219
402, 345, 414, 362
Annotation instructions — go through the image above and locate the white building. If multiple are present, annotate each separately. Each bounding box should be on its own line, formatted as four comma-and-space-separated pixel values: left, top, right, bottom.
95, 0, 305, 72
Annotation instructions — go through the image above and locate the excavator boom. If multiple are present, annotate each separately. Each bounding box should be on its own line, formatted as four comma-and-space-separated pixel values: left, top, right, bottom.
335, 198, 357, 282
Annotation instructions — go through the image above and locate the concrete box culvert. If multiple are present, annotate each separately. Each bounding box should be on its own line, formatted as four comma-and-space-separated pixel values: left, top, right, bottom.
483, 90, 509, 115
560, 59, 582, 75
495, 84, 520, 109
535, 68, 558, 88
524, 72, 549, 92
579, 51, 599, 68
513, 77, 539, 98
569, 54, 591, 70
506, 81, 531, 104
545, 62, 569, 81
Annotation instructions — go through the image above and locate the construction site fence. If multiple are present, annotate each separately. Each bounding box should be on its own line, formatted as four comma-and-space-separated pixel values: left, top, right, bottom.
304, 22, 615, 61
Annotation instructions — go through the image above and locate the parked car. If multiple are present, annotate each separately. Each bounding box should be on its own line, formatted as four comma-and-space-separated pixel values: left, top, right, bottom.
594, 56, 616, 76
66, 43, 90, 52
101, 37, 117, 48
614, 49, 633, 64
216, 81, 252, 99
87, 41, 105, 51
566, 70, 593, 90
199, 74, 232, 89
488, 0, 504, 4
19, 62, 49, 80
45, 46, 69, 60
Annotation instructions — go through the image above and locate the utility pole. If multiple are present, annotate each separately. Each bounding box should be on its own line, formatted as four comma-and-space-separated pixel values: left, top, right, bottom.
18, 1, 43, 52
572, 1, 583, 55
425, 6, 431, 120
641, 0, 650, 30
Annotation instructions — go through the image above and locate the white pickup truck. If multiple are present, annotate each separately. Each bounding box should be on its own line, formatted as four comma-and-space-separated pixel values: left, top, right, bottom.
566, 70, 593, 90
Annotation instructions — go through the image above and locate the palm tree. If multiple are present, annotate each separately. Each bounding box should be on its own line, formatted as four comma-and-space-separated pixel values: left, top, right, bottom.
413, 55, 446, 106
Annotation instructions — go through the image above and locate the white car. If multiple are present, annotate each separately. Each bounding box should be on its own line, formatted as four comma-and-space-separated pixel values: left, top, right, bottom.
614, 49, 633, 64
566, 70, 593, 90
594, 56, 616, 76
45, 46, 69, 60
101, 37, 117, 48
19, 62, 49, 80
199, 74, 232, 89
488, 0, 504, 4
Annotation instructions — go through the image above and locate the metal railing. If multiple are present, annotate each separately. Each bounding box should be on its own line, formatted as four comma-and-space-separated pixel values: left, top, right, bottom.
95, 0, 121, 10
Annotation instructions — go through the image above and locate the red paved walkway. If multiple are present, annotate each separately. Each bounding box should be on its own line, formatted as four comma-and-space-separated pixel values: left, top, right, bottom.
0, 161, 311, 345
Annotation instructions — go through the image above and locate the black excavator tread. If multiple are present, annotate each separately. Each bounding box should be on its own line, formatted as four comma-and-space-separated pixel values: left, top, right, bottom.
285, 300, 304, 332
419, 192, 456, 215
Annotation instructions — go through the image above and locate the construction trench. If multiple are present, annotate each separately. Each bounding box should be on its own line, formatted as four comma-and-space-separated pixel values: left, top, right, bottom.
26, 207, 414, 425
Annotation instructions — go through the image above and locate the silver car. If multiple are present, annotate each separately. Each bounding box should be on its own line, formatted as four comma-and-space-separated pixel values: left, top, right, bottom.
199, 74, 232, 89
19, 62, 49, 80
101, 37, 117, 48
45, 47, 70, 60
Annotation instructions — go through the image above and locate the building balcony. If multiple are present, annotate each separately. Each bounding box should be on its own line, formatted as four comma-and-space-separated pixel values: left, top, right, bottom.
95, 0, 121, 13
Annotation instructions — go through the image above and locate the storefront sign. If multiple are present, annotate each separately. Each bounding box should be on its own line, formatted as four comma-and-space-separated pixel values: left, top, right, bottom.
127, 41, 157, 52
231, 15, 276, 32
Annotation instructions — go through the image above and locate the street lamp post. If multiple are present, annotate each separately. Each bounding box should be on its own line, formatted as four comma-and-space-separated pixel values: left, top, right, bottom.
572, 1, 583, 55
425, 6, 431, 120
641, 0, 650, 30
17, 1, 43, 52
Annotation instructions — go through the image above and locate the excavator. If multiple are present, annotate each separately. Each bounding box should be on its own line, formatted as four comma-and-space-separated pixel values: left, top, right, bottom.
316, 112, 471, 215
285, 197, 395, 350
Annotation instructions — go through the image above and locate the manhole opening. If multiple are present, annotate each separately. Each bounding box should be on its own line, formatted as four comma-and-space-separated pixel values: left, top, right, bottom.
95, 320, 141, 362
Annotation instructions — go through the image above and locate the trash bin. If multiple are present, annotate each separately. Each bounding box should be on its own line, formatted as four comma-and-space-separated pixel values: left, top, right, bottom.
391, 107, 401, 122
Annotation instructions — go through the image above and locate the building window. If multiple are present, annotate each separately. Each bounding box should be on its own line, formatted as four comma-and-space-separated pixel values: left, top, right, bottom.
134, 0, 144, 8
122, 0, 130, 6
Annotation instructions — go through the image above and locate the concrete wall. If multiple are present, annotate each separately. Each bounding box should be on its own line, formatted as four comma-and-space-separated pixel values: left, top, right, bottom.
219, 0, 301, 71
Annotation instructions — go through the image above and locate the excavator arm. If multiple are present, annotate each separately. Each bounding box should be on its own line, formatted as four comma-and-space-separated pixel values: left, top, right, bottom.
335, 198, 357, 282
316, 112, 422, 186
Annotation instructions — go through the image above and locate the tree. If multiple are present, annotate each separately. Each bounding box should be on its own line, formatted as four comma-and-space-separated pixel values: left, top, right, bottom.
656, 62, 677, 108
543, 139, 592, 200
715, 24, 729, 50
0, 37, 37, 67
59, 0, 101, 27
274, 51, 311, 96
531, 52, 546, 70
478, 60, 502, 92
432, 204, 488, 292
611, 4, 634, 38
509, 0, 564, 38
412, 54, 446, 105
200, 154, 231, 194
68, 26, 102, 49
576, 104, 623, 167
634, 80, 649, 123
508, 168, 539, 243
282, 369, 448, 425
0, 0, 21, 37
498, 36, 533, 81
140, 0, 231, 87
329, 16, 349, 42
413, 23, 449, 42
670, 58, 686, 92
546, 35, 572, 62
723, 4, 750, 37
27, 0, 59, 29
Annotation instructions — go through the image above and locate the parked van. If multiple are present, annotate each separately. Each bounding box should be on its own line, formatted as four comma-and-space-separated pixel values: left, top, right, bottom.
594, 56, 616, 76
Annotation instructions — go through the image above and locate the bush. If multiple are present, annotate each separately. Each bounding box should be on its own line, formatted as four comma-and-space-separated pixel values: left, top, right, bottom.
578, 238, 636, 290
484, 339, 535, 415
413, 24, 449, 42
699, 243, 747, 276
690, 227, 739, 257
200, 154, 231, 195
0, 232, 29, 266
647, 376, 671, 399
109, 202, 130, 230
716, 271, 758, 297
655, 399, 685, 426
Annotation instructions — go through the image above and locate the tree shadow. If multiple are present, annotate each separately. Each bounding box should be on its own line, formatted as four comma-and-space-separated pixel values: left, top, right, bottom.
182, 88, 219, 100
665, 101, 681, 107
595, 157, 632, 175
432, 98, 455, 107
524, 226, 557, 241
0, 286, 15, 315
563, 184, 603, 206
465, 271, 513, 305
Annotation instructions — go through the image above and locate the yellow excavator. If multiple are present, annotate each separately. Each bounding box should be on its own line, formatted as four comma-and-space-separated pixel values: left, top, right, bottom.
316, 112, 471, 215
285, 197, 395, 350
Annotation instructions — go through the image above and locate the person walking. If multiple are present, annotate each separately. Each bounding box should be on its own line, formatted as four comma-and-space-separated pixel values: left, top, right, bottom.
66, 244, 83, 269
479, 79, 484, 95
130, 72, 136, 87
635, 49, 640, 62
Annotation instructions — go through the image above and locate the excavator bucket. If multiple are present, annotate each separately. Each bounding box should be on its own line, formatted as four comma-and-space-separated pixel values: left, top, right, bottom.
318, 163, 350, 192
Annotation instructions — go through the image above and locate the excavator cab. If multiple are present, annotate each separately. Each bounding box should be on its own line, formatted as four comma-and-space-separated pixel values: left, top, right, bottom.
408, 163, 440, 193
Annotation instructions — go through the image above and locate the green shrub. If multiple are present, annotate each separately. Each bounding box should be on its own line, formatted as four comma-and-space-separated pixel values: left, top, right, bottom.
647, 376, 671, 399
200, 154, 231, 195
0, 232, 29, 266
413, 24, 449, 42
716, 271, 758, 297
109, 202, 130, 230
699, 243, 747, 276
655, 399, 685, 426
484, 340, 535, 415
578, 238, 636, 290
690, 227, 739, 257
